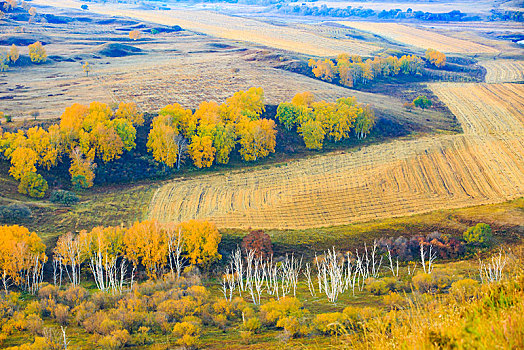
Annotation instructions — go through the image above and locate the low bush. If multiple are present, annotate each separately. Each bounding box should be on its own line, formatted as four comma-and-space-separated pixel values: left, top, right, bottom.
0, 203, 32, 223
463, 223, 493, 247
49, 190, 79, 206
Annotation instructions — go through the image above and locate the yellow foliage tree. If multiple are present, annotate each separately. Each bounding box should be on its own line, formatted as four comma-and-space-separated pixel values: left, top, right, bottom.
124, 220, 168, 279
291, 91, 314, 107
298, 119, 325, 150
177, 220, 221, 268
69, 147, 95, 189
220, 87, 265, 122
115, 102, 144, 126
28, 41, 47, 63
236, 118, 277, 162
188, 134, 215, 168
147, 116, 180, 168
0, 225, 47, 293
425, 48, 446, 68
7, 44, 19, 64
308, 58, 336, 82
8, 147, 37, 180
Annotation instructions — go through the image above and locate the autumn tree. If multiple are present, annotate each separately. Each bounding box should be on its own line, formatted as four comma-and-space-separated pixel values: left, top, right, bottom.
236, 118, 277, 162
7, 44, 19, 64
28, 7, 36, 17
213, 122, 236, 164
188, 134, 216, 168
53, 232, 83, 287
129, 30, 142, 40
28, 41, 47, 63
177, 220, 221, 269
241, 230, 273, 259
298, 119, 325, 150
309, 58, 336, 82
425, 48, 446, 68
115, 102, 144, 126
124, 220, 168, 280
0, 225, 47, 293
69, 147, 96, 189
82, 61, 91, 77
18, 172, 48, 198
354, 104, 375, 139
220, 87, 265, 123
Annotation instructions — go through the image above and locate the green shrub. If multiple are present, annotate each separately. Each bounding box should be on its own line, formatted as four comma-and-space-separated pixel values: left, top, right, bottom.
50, 190, 79, 206
18, 172, 48, 198
0, 203, 32, 222
463, 223, 493, 247
413, 95, 432, 109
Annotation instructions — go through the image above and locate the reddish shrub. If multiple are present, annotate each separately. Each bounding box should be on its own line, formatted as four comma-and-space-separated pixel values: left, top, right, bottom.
241, 230, 273, 259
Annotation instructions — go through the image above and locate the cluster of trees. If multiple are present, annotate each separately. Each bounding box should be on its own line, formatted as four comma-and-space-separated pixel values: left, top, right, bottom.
276, 4, 480, 22
0, 0, 38, 23
404, 95, 433, 111
53, 219, 221, 293
425, 48, 446, 68
1, 41, 47, 72
0, 225, 47, 294
0, 101, 143, 196
276, 92, 375, 149
309, 53, 424, 88
147, 87, 277, 169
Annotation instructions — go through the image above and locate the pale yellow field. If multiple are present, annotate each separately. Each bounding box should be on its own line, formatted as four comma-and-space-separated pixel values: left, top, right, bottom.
148, 83, 524, 229
32, 0, 379, 57
336, 21, 499, 54
481, 59, 524, 83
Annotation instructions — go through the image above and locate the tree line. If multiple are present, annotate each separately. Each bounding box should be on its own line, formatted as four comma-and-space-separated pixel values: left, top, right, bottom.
308, 49, 447, 88
147, 87, 277, 169
0, 102, 143, 196
1, 88, 376, 197
308, 53, 425, 88
0, 219, 221, 295
276, 92, 375, 149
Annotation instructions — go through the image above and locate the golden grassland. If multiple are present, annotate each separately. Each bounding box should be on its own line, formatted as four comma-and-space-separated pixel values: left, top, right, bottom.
148, 83, 524, 229
335, 21, 500, 54
31, 0, 379, 57
481, 59, 524, 83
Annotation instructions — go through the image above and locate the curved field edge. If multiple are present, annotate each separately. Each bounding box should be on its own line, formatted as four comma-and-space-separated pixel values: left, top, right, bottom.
148, 83, 524, 229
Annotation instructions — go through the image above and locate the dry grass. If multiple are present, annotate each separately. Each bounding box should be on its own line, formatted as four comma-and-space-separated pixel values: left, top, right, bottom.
336, 21, 499, 54
481, 59, 524, 83
32, 0, 379, 57
149, 83, 524, 229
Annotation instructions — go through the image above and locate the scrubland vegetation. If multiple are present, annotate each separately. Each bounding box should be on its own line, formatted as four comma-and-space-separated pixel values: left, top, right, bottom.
0, 218, 522, 349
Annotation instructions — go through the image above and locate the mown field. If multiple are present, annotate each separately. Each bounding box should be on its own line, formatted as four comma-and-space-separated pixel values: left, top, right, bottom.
31, 0, 380, 57
481, 59, 524, 83
148, 82, 524, 229
335, 21, 500, 54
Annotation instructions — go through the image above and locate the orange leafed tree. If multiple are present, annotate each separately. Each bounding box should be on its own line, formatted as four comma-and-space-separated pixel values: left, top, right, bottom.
425, 48, 446, 68
129, 30, 142, 40
177, 220, 221, 269
0, 225, 47, 293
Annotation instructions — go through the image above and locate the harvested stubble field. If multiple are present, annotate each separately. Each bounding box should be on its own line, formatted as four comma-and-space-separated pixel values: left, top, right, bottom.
149, 83, 524, 229
336, 21, 500, 54
32, 0, 379, 57
481, 59, 524, 83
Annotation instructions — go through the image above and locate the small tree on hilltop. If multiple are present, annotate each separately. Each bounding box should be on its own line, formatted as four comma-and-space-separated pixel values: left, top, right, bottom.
28, 41, 47, 63
129, 30, 142, 40
241, 229, 273, 259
